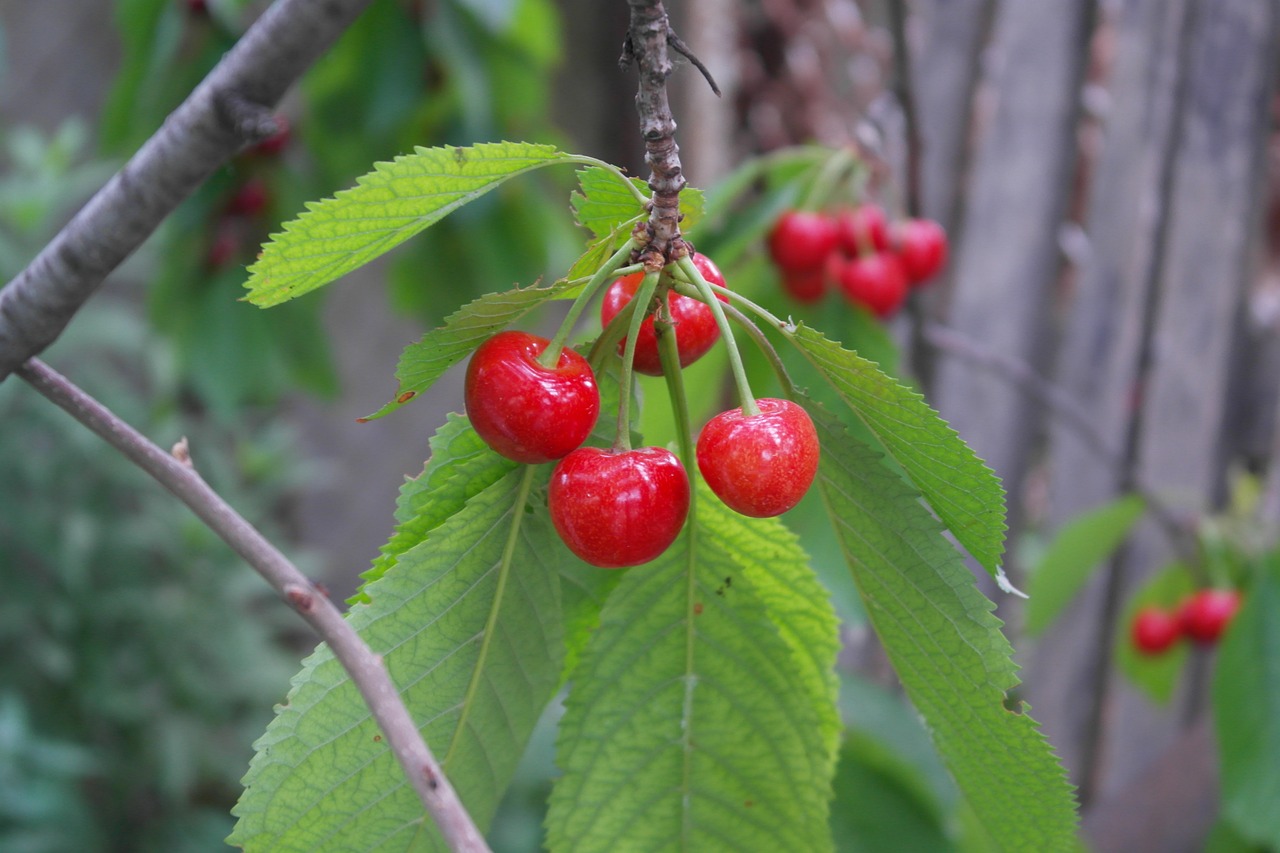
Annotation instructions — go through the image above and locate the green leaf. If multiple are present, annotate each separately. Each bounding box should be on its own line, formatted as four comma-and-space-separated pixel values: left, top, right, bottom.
1025, 495, 1146, 636
360, 277, 582, 421
231, 469, 578, 851
809, 401, 1078, 851
1214, 560, 1280, 850
244, 142, 578, 307
570, 166, 705, 239
546, 485, 840, 852
1114, 564, 1194, 704
831, 735, 956, 853
789, 324, 1007, 576
350, 414, 518, 603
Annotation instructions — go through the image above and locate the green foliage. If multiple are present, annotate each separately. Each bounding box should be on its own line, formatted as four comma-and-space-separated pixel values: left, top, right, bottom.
808, 401, 1078, 851
244, 143, 587, 307
1114, 565, 1194, 704
546, 484, 840, 852
789, 324, 1008, 576
1214, 556, 1280, 850
1025, 495, 1147, 636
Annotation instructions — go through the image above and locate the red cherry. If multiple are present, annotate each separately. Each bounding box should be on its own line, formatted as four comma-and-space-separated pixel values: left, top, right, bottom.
780, 267, 826, 303
835, 253, 909, 318
1131, 606, 1181, 655
696, 398, 820, 518
549, 446, 690, 567
1178, 589, 1242, 644
226, 178, 270, 217
600, 253, 728, 376
768, 210, 838, 273
184, 0, 209, 16
892, 218, 948, 285
253, 116, 292, 157
205, 221, 241, 269
464, 331, 599, 464
836, 204, 890, 256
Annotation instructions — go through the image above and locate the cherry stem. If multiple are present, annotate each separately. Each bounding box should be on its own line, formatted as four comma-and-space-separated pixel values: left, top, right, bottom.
566, 155, 650, 207
675, 255, 758, 417
540, 239, 639, 367
656, 313, 697, 479
719, 299, 798, 399
613, 270, 661, 452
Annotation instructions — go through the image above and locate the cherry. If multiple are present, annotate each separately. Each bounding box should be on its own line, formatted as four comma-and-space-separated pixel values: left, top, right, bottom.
600, 253, 727, 376
205, 220, 241, 269
836, 204, 890, 256
464, 330, 599, 464
780, 267, 826, 303
1178, 589, 1242, 644
768, 210, 838, 273
226, 178, 270, 217
892, 218, 948, 285
184, 0, 209, 16
549, 446, 690, 567
1131, 606, 1181, 656
835, 252, 909, 318
696, 398, 820, 518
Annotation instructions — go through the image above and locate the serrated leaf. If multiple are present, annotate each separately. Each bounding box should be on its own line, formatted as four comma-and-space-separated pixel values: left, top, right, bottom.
1214, 561, 1280, 850
1114, 564, 1194, 704
809, 401, 1078, 851
789, 324, 1007, 575
546, 485, 839, 853
570, 166, 706, 240
232, 469, 577, 851
244, 142, 577, 307
361, 278, 581, 421
1025, 495, 1146, 636
350, 414, 518, 602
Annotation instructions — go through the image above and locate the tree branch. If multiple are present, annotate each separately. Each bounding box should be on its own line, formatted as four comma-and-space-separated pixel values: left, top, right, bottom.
15, 358, 492, 853
0, 0, 378, 383
887, 0, 922, 219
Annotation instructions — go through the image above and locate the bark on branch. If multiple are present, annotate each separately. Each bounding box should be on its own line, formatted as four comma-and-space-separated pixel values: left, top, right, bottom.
0, 0, 378, 383
16, 359, 492, 853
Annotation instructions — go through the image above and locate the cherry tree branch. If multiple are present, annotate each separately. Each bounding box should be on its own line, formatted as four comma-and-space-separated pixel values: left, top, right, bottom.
0, 0, 378, 383
15, 358, 492, 853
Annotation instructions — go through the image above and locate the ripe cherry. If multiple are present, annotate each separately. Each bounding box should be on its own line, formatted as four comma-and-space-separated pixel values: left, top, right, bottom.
768, 210, 838, 273
464, 330, 599, 464
696, 398, 820, 518
226, 178, 270, 217
600, 253, 727, 376
549, 446, 690, 567
780, 268, 826, 303
836, 204, 890, 256
892, 218, 948, 285
1179, 589, 1242, 644
835, 252, 909, 318
1131, 606, 1181, 656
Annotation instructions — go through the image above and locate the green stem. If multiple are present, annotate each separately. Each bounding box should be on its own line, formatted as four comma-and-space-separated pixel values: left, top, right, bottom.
672, 278, 786, 337
442, 465, 537, 768
798, 146, 859, 212
540, 239, 638, 367
613, 271, 661, 451
675, 255, 758, 417
719, 299, 798, 399
656, 314, 697, 479
567, 155, 649, 207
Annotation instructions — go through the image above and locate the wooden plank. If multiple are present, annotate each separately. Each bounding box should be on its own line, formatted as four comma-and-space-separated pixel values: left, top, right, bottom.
1025, 0, 1195, 797
1092, 0, 1279, 801
929, 0, 1094, 537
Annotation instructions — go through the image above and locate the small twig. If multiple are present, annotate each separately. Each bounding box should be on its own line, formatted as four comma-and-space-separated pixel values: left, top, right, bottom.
0, 0, 378, 383
16, 358, 491, 853
667, 31, 721, 97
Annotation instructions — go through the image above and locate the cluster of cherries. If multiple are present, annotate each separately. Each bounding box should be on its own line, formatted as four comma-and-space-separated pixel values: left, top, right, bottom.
766, 206, 947, 316
207, 118, 292, 269
1131, 588, 1243, 655
464, 253, 820, 568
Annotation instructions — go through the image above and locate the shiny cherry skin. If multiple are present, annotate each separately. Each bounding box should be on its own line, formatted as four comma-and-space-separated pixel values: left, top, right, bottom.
836, 204, 890, 256
600, 253, 728, 376
768, 210, 838, 273
1178, 589, 1242, 644
835, 252, 909, 318
464, 330, 599, 464
781, 267, 826, 303
696, 398, 820, 518
1131, 606, 1181, 655
892, 218, 948, 285
549, 446, 690, 567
